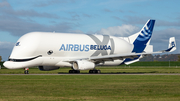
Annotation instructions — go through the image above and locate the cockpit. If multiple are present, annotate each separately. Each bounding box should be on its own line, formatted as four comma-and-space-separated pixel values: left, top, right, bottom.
15, 42, 20, 46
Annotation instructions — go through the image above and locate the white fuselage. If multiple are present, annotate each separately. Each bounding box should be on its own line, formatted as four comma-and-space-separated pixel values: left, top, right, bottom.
4, 32, 134, 69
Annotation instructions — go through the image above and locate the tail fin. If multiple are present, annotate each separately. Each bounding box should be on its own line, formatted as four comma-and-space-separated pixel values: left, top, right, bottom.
129, 19, 155, 53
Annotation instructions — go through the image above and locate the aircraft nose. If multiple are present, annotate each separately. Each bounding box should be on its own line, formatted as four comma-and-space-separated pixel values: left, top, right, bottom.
3, 61, 23, 69
3, 61, 14, 69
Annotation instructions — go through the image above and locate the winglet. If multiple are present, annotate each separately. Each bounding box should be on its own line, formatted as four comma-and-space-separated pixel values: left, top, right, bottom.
165, 37, 176, 52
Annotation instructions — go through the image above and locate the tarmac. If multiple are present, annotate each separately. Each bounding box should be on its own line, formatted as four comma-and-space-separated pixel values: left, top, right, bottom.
0, 73, 180, 75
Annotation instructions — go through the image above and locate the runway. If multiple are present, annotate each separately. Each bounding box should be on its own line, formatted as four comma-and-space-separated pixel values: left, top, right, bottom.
1, 73, 180, 75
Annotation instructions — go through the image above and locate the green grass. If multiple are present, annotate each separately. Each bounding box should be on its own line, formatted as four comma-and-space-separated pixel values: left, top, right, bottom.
0, 75, 180, 101
127, 61, 180, 66
1, 66, 180, 100
1, 66, 180, 74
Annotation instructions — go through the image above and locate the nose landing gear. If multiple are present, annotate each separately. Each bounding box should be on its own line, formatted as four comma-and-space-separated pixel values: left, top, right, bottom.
24, 68, 29, 74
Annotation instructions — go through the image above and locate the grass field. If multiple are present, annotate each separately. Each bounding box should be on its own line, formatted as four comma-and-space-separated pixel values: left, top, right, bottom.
0, 75, 180, 101
1, 66, 180, 74
0, 62, 180, 101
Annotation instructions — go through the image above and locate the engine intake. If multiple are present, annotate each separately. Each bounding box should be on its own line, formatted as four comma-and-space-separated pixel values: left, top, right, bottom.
73, 60, 95, 70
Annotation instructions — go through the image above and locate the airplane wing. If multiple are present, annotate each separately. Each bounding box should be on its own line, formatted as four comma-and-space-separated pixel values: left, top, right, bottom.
65, 37, 176, 64
90, 37, 176, 62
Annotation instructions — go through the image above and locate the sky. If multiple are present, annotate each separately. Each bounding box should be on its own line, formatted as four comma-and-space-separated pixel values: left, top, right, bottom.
0, 0, 180, 61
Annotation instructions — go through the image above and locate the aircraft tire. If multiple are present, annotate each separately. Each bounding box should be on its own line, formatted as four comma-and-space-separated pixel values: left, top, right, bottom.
69, 70, 73, 73
24, 70, 29, 74
76, 70, 80, 73
89, 70, 92, 73
89, 70, 101, 74
97, 70, 101, 74
69, 70, 80, 73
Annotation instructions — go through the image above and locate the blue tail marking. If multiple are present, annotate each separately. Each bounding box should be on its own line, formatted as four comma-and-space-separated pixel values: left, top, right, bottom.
132, 19, 155, 53
122, 19, 155, 64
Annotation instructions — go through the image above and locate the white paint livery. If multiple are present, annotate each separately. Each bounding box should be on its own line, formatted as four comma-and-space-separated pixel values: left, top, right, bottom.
3, 19, 176, 73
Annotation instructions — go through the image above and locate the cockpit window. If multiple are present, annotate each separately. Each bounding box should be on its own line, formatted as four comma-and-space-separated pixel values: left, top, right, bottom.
15, 42, 20, 46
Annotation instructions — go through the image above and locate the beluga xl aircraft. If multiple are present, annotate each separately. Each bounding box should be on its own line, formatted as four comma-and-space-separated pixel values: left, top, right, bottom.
3, 19, 176, 74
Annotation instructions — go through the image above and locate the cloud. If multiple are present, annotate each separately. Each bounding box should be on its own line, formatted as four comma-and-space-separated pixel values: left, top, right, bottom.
68, 30, 84, 34
103, 9, 112, 13
0, 1, 74, 36
120, 16, 151, 25
150, 28, 180, 53
97, 24, 139, 37
0, 0, 10, 7
0, 41, 14, 49
14, 10, 59, 18
33, 0, 76, 7
112, 16, 122, 20
0, 15, 73, 36
82, 13, 91, 18
120, 15, 180, 27
0, 1, 58, 18
151, 28, 180, 47
156, 20, 180, 27
0, 41, 14, 61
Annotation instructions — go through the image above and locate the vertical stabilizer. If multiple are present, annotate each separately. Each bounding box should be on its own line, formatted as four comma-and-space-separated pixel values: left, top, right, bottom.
129, 19, 155, 53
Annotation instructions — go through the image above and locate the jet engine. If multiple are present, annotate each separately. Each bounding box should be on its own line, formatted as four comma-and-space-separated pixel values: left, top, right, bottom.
72, 60, 95, 70
38, 66, 60, 71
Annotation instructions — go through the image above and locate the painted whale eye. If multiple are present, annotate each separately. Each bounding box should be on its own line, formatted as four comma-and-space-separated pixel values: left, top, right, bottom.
47, 50, 53, 55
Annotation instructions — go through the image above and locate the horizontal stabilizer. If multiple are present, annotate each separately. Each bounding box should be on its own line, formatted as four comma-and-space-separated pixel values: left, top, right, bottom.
124, 59, 139, 65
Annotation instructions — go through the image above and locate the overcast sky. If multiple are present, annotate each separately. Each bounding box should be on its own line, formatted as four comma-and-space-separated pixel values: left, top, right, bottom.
0, 0, 180, 61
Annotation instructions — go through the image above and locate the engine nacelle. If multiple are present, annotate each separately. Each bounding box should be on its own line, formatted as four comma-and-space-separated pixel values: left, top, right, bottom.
38, 66, 60, 71
73, 60, 95, 70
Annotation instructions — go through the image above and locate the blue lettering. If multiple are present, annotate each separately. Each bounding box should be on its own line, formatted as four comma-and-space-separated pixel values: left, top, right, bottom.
90, 45, 93, 50
107, 45, 111, 50
85, 45, 89, 52
69, 44, 73, 51
97, 45, 100, 50
103, 45, 107, 50
80, 45, 84, 51
59, 44, 65, 51
59, 44, 111, 52
66, 44, 68, 51
100, 45, 103, 50
94, 45, 97, 50
74, 44, 79, 51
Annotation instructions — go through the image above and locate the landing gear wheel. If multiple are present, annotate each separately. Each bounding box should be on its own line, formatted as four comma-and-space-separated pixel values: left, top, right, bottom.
24, 70, 29, 74
89, 70, 92, 73
24, 68, 29, 74
89, 70, 101, 74
69, 70, 80, 73
97, 70, 101, 74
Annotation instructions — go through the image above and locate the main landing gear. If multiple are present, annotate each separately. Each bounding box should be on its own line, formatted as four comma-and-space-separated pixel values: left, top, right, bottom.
89, 69, 101, 74
69, 70, 80, 73
68, 69, 101, 74
24, 68, 29, 74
